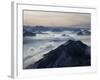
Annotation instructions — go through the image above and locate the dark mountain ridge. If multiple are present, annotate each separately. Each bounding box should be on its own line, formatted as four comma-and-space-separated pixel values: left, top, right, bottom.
25, 40, 91, 69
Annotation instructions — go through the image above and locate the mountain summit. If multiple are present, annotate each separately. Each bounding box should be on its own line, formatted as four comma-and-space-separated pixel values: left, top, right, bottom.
26, 40, 91, 69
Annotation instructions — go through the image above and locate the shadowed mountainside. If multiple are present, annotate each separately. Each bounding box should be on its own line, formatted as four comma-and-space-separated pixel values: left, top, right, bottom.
25, 40, 91, 69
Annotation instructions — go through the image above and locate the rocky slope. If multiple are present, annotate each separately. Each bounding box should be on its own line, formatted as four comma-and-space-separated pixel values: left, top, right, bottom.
25, 40, 91, 69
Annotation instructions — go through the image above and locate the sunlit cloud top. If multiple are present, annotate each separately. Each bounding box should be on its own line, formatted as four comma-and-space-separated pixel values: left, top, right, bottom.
23, 10, 91, 27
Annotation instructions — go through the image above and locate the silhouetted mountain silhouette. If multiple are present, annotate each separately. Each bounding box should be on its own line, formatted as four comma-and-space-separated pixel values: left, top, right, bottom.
25, 40, 91, 69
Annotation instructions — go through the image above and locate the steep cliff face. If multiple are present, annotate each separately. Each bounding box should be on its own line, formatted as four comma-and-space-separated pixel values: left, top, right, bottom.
26, 40, 91, 69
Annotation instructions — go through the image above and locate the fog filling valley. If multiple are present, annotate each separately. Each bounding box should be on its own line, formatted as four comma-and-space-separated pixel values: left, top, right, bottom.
23, 26, 91, 69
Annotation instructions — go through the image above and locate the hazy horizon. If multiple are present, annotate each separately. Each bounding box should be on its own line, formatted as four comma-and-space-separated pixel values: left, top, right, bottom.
23, 10, 91, 27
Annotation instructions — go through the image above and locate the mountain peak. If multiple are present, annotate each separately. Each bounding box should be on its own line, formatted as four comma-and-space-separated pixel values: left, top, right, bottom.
25, 40, 90, 69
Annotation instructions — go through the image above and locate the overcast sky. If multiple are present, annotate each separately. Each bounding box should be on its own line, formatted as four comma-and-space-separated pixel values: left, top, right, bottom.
23, 10, 91, 27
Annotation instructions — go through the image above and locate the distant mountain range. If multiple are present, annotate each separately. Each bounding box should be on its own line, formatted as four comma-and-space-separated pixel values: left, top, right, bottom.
23, 25, 90, 36
25, 40, 91, 69
23, 25, 90, 31
77, 30, 90, 35
23, 28, 36, 37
